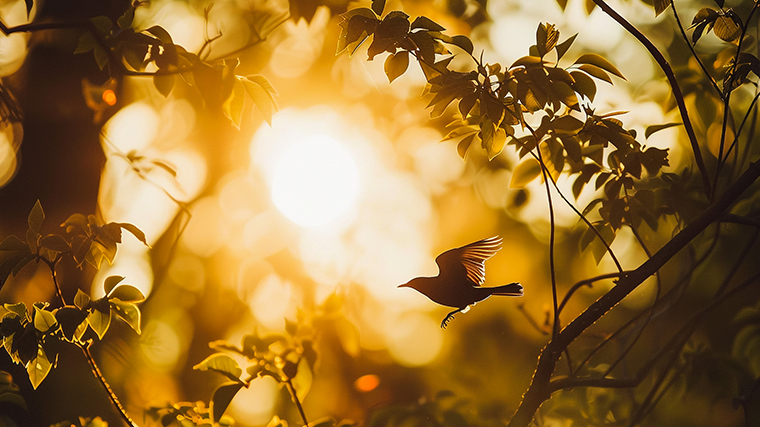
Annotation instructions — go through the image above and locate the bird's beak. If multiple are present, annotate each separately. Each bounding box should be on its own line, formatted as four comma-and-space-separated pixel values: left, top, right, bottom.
398, 283, 409, 288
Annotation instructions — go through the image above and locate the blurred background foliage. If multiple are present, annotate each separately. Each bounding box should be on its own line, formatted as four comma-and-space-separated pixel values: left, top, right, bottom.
0, 0, 757, 426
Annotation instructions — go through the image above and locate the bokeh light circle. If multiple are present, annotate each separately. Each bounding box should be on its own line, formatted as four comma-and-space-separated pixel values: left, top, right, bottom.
271, 135, 360, 227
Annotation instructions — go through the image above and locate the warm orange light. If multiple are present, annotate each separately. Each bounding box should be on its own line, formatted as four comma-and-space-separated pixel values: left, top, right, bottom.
102, 89, 117, 106
354, 374, 380, 392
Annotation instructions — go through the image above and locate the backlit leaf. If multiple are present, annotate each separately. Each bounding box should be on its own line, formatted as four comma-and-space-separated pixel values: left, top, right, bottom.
0, 235, 29, 252
487, 127, 507, 160
555, 33, 577, 62
33, 307, 57, 333
4, 302, 27, 320
27, 345, 51, 389
212, 382, 244, 422
74, 289, 91, 310
39, 235, 70, 253
242, 78, 276, 125
193, 353, 243, 381
645, 122, 682, 139
411, 16, 445, 32
110, 300, 141, 334
117, 223, 149, 247
74, 32, 96, 54
450, 35, 474, 55
223, 79, 245, 130
536, 23, 559, 58
384, 50, 409, 83
510, 158, 542, 188
108, 284, 145, 302
153, 74, 175, 97
291, 359, 313, 401
654, 0, 671, 17
87, 307, 111, 340
574, 54, 625, 80
28, 200, 44, 235
578, 64, 612, 84
103, 275, 125, 296
714, 13, 741, 42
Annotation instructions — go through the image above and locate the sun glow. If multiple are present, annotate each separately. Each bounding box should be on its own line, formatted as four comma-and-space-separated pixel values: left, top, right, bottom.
271, 135, 360, 227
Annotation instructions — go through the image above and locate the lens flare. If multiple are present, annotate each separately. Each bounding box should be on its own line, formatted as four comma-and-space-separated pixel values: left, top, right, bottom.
271, 135, 360, 227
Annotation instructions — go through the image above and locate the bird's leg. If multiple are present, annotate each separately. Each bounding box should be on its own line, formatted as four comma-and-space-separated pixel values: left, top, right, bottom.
441, 307, 468, 329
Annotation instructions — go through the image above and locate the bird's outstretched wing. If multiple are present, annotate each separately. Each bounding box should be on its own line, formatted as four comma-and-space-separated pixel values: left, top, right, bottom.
435, 236, 503, 286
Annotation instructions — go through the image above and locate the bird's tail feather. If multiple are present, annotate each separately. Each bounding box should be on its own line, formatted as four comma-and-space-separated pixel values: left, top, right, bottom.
491, 282, 523, 296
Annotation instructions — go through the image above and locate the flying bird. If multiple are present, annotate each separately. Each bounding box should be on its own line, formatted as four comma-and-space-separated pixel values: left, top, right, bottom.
399, 236, 523, 329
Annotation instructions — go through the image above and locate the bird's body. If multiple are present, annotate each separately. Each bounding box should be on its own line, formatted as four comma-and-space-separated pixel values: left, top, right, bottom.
399, 236, 523, 328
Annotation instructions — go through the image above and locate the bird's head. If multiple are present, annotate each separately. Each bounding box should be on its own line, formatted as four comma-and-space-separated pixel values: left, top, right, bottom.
398, 277, 423, 291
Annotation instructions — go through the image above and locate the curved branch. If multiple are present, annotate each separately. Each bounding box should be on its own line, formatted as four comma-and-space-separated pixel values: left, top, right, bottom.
557, 271, 630, 316
507, 159, 760, 427
591, 0, 712, 197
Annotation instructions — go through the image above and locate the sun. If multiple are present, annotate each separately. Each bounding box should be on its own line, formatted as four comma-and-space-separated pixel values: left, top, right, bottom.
271, 135, 360, 227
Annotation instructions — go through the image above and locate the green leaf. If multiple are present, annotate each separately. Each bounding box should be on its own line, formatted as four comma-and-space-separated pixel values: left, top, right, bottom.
27, 200, 44, 235
116, 223, 149, 247
108, 284, 145, 302
574, 54, 625, 80
74, 289, 91, 310
555, 33, 577, 62
578, 64, 612, 84
654, 0, 672, 17
27, 345, 52, 389
0, 235, 29, 252
336, 8, 378, 56
713, 13, 741, 42
536, 23, 559, 58
411, 16, 445, 32
450, 35, 473, 55
93, 46, 109, 71
645, 122, 682, 139
146, 26, 173, 44
510, 158, 542, 188
193, 353, 243, 381
4, 302, 27, 320
153, 74, 175, 97
61, 214, 88, 234
223, 79, 245, 130
55, 306, 87, 341
212, 382, 244, 423
33, 307, 57, 333
371, 0, 386, 16
110, 300, 141, 334
87, 306, 111, 340
39, 235, 70, 253
487, 127, 507, 160
90, 16, 113, 34
242, 78, 276, 125
74, 32, 96, 54
384, 50, 409, 83
103, 276, 125, 296
457, 133, 476, 160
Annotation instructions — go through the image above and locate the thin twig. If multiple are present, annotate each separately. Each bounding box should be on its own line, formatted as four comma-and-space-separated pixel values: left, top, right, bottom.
526, 125, 560, 339
285, 378, 309, 426
41, 257, 65, 306
671, 1, 722, 97
79, 342, 139, 427
591, 0, 712, 197
557, 271, 630, 316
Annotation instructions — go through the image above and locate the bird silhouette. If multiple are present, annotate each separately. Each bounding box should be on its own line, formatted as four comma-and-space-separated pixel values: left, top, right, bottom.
399, 236, 523, 328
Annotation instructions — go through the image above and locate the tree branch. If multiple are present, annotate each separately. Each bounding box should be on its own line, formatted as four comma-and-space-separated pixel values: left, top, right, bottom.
507, 159, 760, 427
79, 342, 138, 427
591, 0, 712, 197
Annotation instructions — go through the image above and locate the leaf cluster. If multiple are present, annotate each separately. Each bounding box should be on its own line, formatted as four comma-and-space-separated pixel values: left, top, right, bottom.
0, 202, 147, 389
191, 294, 345, 424
339, 12, 677, 263
74, 6, 278, 127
